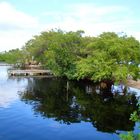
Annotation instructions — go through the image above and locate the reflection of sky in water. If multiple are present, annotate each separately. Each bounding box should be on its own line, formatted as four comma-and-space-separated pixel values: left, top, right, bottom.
113, 85, 140, 97
0, 66, 27, 108
129, 87, 140, 97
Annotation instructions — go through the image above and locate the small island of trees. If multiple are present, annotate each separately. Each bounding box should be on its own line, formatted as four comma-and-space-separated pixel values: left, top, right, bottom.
0, 29, 139, 84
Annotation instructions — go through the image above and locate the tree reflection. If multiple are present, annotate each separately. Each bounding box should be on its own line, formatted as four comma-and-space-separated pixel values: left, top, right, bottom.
19, 78, 137, 133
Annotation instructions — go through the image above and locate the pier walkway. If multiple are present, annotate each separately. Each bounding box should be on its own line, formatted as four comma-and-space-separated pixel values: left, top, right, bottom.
8, 69, 52, 76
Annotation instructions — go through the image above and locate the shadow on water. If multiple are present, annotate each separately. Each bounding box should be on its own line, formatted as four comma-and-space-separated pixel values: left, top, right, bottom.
17, 77, 138, 133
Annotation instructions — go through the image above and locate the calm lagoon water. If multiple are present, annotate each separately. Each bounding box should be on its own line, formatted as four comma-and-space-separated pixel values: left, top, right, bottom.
0, 65, 140, 140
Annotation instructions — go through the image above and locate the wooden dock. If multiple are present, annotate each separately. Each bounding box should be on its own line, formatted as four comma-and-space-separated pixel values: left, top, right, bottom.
8, 69, 53, 77
0, 63, 13, 66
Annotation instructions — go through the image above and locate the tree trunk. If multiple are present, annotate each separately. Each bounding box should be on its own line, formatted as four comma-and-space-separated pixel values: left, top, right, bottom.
100, 80, 114, 98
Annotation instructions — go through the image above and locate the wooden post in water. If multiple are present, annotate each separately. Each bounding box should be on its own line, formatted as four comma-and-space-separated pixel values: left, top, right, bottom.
66, 81, 69, 101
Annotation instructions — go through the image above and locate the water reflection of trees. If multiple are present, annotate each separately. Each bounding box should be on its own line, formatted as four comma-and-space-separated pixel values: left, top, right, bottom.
19, 78, 137, 133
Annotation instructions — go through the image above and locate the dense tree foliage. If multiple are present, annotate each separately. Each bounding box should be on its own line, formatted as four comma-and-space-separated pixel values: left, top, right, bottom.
1, 29, 140, 82
44, 30, 84, 78
76, 32, 140, 81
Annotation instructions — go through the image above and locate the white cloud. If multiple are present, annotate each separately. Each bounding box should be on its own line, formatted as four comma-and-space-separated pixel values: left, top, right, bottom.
69, 4, 127, 17
0, 2, 39, 29
43, 3, 140, 40
0, 2, 140, 52
0, 70, 28, 108
0, 2, 40, 52
0, 30, 35, 51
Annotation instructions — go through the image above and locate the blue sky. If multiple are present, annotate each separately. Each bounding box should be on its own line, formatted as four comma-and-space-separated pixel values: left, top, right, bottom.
0, 0, 140, 51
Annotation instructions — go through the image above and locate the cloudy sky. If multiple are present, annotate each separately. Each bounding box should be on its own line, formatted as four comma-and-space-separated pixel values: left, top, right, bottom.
0, 0, 140, 52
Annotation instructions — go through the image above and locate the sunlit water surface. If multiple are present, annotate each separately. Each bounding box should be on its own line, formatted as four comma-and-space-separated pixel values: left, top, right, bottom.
0, 65, 140, 140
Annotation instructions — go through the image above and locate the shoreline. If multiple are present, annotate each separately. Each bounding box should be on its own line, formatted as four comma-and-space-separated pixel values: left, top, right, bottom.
127, 80, 140, 89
